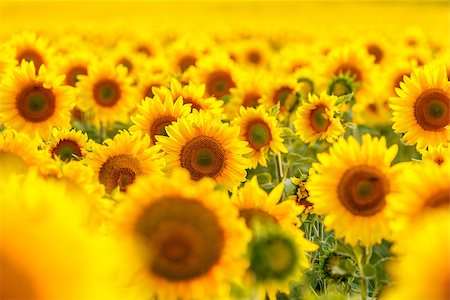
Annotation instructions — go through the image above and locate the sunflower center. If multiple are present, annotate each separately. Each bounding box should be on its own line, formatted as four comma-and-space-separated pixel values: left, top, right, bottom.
98, 154, 142, 193
426, 189, 449, 209
178, 55, 197, 72
309, 105, 330, 133
205, 70, 236, 99
0, 151, 27, 174
118, 58, 133, 72
239, 208, 277, 227
335, 64, 363, 82
338, 165, 388, 216
144, 83, 160, 98
93, 79, 121, 107
134, 198, 224, 281
51, 139, 82, 161
150, 116, 176, 144
245, 120, 272, 150
298, 78, 314, 96
182, 97, 202, 111
414, 88, 449, 131
16, 84, 56, 123
247, 50, 262, 64
249, 235, 297, 281
66, 65, 88, 86
0, 253, 38, 299
180, 136, 225, 181
329, 78, 352, 97
367, 44, 383, 64
274, 86, 293, 104
242, 92, 261, 108
16, 48, 44, 70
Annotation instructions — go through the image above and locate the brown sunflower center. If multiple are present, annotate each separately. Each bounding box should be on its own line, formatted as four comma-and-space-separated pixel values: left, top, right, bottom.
66, 65, 88, 86
0, 253, 38, 299
426, 188, 449, 209
243, 92, 261, 108
16, 48, 44, 70
239, 208, 277, 227
245, 120, 272, 150
178, 55, 197, 72
337, 165, 388, 216
93, 79, 121, 107
98, 154, 142, 193
274, 86, 293, 104
149, 116, 176, 144
414, 88, 449, 131
335, 64, 363, 82
247, 50, 262, 65
16, 84, 56, 122
134, 198, 224, 281
180, 136, 225, 181
309, 105, 331, 133
118, 58, 133, 72
51, 139, 82, 161
367, 44, 383, 64
205, 70, 236, 99
182, 97, 202, 111
144, 83, 161, 98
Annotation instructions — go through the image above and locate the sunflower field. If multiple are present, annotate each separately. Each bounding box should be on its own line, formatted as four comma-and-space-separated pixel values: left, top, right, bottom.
0, 1, 448, 299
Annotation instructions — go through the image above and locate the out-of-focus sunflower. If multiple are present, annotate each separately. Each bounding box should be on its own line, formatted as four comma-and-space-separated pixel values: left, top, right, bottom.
167, 34, 211, 73
55, 50, 96, 87
130, 93, 192, 144
109, 40, 143, 77
356, 33, 391, 66
156, 110, 251, 191
0, 61, 75, 139
0, 171, 121, 300
231, 38, 272, 68
353, 84, 392, 126
308, 134, 399, 247
270, 44, 314, 74
419, 144, 449, 166
0, 128, 48, 175
232, 106, 287, 168
293, 93, 344, 145
390, 64, 449, 148
76, 62, 137, 126
0, 47, 17, 79
135, 62, 170, 99
262, 74, 300, 118
115, 169, 251, 300
44, 128, 93, 161
88, 130, 165, 194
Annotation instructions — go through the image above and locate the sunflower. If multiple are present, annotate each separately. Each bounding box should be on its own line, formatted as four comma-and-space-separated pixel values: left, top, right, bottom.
167, 34, 211, 73
288, 177, 314, 215
0, 128, 48, 175
130, 93, 192, 144
136, 65, 170, 99
0, 61, 76, 139
293, 93, 345, 145
419, 144, 449, 166
231, 106, 287, 168
76, 61, 137, 126
0, 47, 17, 79
45, 128, 93, 161
270, 44, 314, 74
88, 130, 165, 194
231, 38, 272, 67
115, 169, 251, 300
0, 171, 121, 300
353, 84, 392, 127
262, 74, 301, 117
390, 64, 449, 148
54, 49, 96, 87
156, 110, 251, 191
308, 134, 399, 247
152, 78, 224, 116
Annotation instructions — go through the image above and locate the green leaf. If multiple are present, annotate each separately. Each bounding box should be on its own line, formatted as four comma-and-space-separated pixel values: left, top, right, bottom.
335, 241, 356, 259
335, 92, 354, 106
363, 264, 377, 279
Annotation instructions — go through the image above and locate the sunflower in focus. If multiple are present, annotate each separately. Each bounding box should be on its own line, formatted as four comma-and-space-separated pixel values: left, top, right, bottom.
45, 128, 93, 161
156, 110, 250, 190
308, 134, 399, 246
232, 106, 287, 168
390, 64, 449, 148
288, 177, 314, 215
115, 170, 251, 300
0, 61, 75, 139
76, 62, 137, 126
293, 93, 344, 145
88, 130, 165, 193
419, 144, 449, 166
130, 94, 192, 144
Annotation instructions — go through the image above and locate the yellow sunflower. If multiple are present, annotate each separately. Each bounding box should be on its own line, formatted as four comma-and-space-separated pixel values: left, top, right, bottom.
353, 84, 392, 127
288, 177, 314, 215
262, 74, 301, 118
270, 44, 314, 74
0, 171, 121, 300
136, 65, 170, 99
76, 61, 137, 126
419, 144, 449, 166
308, 134, 399, 247
45, 127, 93, 161
88, 130, 165, 194
0, 128, 48, 175
156, 110, 251, 191
115, 169, 251, 300
232, 106, 287, 168
167, 34, 211, 73
0, 47, 17, 79
130, 93, 192, 144
390, 64, 449, 148
54, 49, 96, 87
232, 38, 272, 68
293, 93, 345, 145
0, 61, 76, 139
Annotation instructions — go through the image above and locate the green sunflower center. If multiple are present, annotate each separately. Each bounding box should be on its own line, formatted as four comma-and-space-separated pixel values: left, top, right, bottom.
98, 154, 142, 193
206, 70, 236, 99
16, 48, 44, 70
414, 88, 449, 131
51, 139, 82, 161
426, 188, 449, 209
298, 78, 314, 96
66, 65, 87, 86
309, 105, 330, 133
0, 253, 38, 299
16, 85, 56, 122
149, 116, 176, 144
249, 234, 298, 281
93, 79, 121, 107
134, 198, 224, 281
338, 165, 388, 216
245, 120, 272, 150
239, 208, 277, 227
180, 136, 225, 181
329, 78, 352, 97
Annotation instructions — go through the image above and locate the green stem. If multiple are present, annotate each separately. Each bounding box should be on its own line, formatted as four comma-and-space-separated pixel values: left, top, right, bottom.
359, 246, 369, 300
275, 153, 284, 184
